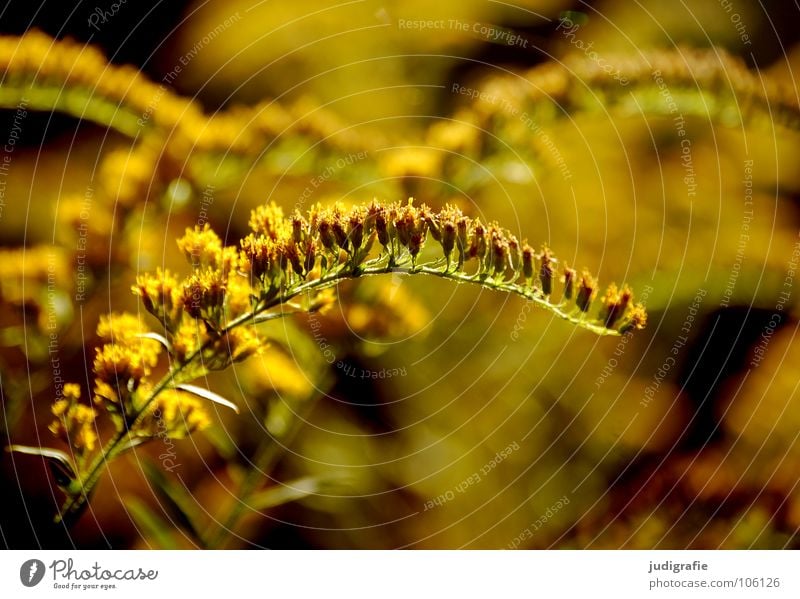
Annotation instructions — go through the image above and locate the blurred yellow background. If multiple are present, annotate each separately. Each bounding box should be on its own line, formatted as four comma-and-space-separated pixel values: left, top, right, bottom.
2, 0, 800, 549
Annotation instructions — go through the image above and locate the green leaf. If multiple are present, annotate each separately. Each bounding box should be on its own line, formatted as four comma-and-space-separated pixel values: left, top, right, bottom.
249, 476, 325, 511
136, 332, 172, 351
126, 497, 182, 549
202, 425, 238, 460
175, 384, 239, 414
141, 460, 205, 546
6, 444, 76, 488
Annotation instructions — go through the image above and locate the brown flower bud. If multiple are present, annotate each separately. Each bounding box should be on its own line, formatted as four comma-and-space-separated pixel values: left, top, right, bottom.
395, 204, 416, 247
469, 221, 487, 260
409, 231, 425, 258
286, 240, 304, 276
348, 212, 364, 250
291, 211, 306, 244
576, 270, 596, 312
421, 205, 440, 241
441, 221, 456, 260
600, 284, 633, 329
491, 232, 507, 275
456, 216, 470, 263
331, 216, 349, 251
317, 219, 337, 251
539, 246, 554, 296
522, 244, 534, 281
507, 235, 520, 273
375, 208, 390, 246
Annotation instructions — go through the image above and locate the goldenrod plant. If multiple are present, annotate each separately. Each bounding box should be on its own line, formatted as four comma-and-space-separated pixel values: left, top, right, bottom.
11, 198, 645, 525
3, 4, 799, 550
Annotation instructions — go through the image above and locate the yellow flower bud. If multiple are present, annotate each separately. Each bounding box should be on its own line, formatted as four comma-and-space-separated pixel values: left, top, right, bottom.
176, 224, 224, 269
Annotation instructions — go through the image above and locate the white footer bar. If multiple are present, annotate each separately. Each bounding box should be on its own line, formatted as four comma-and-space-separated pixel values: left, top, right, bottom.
1, 550, 797, 597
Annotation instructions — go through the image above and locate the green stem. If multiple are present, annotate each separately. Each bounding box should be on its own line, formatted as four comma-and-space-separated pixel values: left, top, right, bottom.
284, 257, 618, 336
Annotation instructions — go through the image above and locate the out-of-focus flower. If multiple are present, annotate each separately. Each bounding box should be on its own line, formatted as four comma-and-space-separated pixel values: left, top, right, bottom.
135, 388, 211, 439
49, 384, 98, 454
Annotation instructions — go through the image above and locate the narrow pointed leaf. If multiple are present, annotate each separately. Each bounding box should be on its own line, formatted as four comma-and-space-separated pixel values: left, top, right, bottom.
174, 384, 239, 414
203, 425, 238, 460
7, 444, 76, 488
141, 460, 204, 546
126, 497, 182, 549
249, 476, 323, 511
136, 332, 172, 351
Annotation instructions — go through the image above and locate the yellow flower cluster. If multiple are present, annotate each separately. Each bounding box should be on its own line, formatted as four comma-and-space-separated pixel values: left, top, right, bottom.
98, 142, 163, 209
0, 246, 71, 333
468, 47, 800, 135
42, 197, 644, 485
0, 31, 371, 172
0, 30, 200, 136
423, 47, 800, 186
135, 388, 211, 439
48, 311, 217, 470
146, 199, 646, 335
301, 199, 645, 333
91, 314, 161, 416
133, 269, 184, 332
134, 225, 261, 372
49, 384, 97, 454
